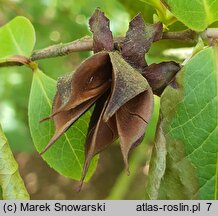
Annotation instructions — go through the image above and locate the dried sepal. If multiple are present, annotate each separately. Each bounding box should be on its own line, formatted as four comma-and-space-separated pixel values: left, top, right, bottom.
144, 22, 163, 42
143, 61, 180, 96
86, 99, 118, 156
116, 88, 153, 171
121, 14, 163, 71
103, 52, 150, 121
89, 8, 114, 53
40, 93, 98, 154
79, 94, 118, 189
53, 52, 111, 115
41, 52, 112, 154
56, 74, 72, 105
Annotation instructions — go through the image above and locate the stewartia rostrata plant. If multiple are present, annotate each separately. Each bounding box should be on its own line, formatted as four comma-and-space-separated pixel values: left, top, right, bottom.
41, 9, 180, 188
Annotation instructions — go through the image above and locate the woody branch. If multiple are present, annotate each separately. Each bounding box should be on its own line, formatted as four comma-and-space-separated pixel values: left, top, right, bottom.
31, 30, 199, 61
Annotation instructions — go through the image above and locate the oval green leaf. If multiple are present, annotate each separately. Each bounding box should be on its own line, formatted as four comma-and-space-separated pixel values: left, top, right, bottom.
0, 124, 29, 200
28, 69, 98, 181
146, 46, 218, 199
162, 0, 218, 31
0, 16, 35, 58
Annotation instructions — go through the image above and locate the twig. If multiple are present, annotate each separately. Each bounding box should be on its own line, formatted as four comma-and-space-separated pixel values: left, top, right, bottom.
31, 36, 93, 61
31, 30, 198, 61
202, 28, 218, 40
162, 29, 197, 42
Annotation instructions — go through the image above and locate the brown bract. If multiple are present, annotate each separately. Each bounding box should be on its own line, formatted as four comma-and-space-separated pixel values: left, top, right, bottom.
143, 61, 180, 96
121, 15, 162, 71
41, 8, 180, 189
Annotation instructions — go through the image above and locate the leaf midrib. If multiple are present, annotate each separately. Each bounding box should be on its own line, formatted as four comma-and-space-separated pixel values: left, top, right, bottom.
6, 25, 24, 55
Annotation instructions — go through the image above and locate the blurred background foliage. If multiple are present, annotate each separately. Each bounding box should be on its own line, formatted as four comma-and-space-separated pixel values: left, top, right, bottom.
0, 0, 195, 199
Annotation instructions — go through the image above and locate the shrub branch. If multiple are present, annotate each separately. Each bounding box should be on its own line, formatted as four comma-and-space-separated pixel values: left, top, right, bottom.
31, 30, 198, 61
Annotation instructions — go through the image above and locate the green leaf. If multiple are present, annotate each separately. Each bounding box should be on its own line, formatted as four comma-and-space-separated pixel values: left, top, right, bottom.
0, 124, 29, 200
0, 16, 35, 58
28, 68, 98, 181
146, 46, 218, 199
140, 0, 176, 26
163, 0, 218, 31
118, 0, 155, 23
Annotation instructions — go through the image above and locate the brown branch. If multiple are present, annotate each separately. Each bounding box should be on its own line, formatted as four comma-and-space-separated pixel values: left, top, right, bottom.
31, 36, 93, 61
162, 29, 197, 42
31, 36, 125, 61
31, 30, 198, 61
